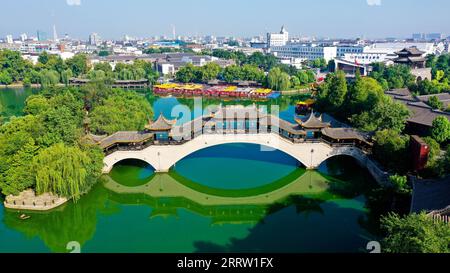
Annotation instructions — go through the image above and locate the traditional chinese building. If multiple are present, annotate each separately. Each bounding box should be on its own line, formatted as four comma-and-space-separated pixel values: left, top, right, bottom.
295, 111, 331, 139
145, 114, 177, 141
393, 47, 426, 69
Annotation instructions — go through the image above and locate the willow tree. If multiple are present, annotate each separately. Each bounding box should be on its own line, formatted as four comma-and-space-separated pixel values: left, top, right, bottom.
33, 143, 92, 201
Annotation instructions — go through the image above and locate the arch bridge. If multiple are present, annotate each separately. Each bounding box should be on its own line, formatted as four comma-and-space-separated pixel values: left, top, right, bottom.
92, 107, 389, 185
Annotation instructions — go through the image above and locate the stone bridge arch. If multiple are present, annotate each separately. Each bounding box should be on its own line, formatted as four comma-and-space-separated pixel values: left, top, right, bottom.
103, 134, 373, 174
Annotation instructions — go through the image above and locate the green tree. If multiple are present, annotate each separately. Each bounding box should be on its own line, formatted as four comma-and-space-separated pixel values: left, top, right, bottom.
317, 71, 348, 111
422, 137, 441, 169
66, 54, 89, 77
88, 70, 106, 80
89, 90, 153, 134
33, 143, 98, 201
0, 115, 44, 195
241, 64, 265, 82
347, 76, 384, 114
175, 63, 198, 83
435, 146, 450, 176
373, 129, 410, 171
431, 116, 450, 143
197, 62, 221, 83
94, 62, 113, 73
290, 76, 300, 87
388, 175, 411, 194
221, 65, 243, 83
351, 95, 410, 133
0, 49, 30, 83
370, 63, 415, 90
98, 50, 110, 57
244, 52, 278, 71
381, 212, 450, 253
60, 69, 73, 86
0, 71, 13, 85
39, 70, 60, 88
428, 96, 444, 110
38, 51, 50, 65
267, 67, 291, 91
24, 95, 50, 115
310, 58, 327, 69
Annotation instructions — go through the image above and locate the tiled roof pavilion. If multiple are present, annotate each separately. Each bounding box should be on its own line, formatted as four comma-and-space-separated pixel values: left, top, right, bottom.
145, 114, 177, 131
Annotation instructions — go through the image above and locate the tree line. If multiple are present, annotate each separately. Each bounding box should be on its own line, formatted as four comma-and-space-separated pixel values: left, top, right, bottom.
175, 61, 316, 91
0, 50, 160, 87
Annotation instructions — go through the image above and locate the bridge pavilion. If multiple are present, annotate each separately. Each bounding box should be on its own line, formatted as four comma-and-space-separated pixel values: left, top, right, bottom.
145, 114, 177, 141
295, 111, 331, 139
90, 106, 373, 155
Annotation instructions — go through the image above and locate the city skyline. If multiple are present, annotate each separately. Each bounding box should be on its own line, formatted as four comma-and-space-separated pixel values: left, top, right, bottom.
1, 0, 449, 40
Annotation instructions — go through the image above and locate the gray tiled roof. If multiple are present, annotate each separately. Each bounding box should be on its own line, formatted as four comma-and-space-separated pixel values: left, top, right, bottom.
411, 176, 450, 213
296, 111, 331, 129
387, 89, 450, 127
146, 114, 177, 131
96, 131, 153, 149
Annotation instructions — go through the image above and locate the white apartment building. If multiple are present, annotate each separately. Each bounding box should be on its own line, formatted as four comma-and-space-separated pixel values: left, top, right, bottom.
267, 26, 289, 47
157, 63, 175, 75
336, 45, 366, 58
6, 35, 13, 44
271, 43, 337, 62
20, 33, 27, 42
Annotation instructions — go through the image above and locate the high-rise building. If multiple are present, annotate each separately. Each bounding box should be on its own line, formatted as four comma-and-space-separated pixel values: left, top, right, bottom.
89, 33, 101, 45
20, 33, 27, 42
267, 26, 289, 47
6, 35, 13, 44
37, 30, 48, 41
53, 25, 58, 42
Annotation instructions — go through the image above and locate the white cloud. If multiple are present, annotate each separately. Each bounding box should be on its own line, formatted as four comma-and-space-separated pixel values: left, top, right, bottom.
66, 0, 81, 6
367, 0, 382, 6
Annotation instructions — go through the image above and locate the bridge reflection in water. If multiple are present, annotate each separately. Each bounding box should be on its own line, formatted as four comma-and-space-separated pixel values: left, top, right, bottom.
102, 168, 347, 223
2, 157, 377, 253
94, 106, 378, 175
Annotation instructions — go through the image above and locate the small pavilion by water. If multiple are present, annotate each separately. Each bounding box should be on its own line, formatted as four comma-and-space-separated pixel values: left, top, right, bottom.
145, 114, 177, 141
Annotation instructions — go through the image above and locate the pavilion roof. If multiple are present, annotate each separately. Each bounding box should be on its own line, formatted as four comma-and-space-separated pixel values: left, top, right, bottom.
295, 111, 331, 129
321, 127, 372, 145
145, 114, 177, 131
96, 131, 154, 149
395, 47, 425, 56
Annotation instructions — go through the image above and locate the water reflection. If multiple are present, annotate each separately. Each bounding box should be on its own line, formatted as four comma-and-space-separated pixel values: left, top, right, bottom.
0, 90, 378, 253
0, 88, 36, 120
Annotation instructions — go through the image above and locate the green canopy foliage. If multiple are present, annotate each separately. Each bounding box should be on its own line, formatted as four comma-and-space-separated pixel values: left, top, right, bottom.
33, 143, 92, 200
89, 89, 153, 135
373, 129, 410, 172
267, 67, 291, 91
381, 212, 450, 253
431, 116, 450, 143
317, 70, 348, 112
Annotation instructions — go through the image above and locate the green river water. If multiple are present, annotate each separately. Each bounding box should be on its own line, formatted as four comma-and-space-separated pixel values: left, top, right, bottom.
0, 88, 378, 253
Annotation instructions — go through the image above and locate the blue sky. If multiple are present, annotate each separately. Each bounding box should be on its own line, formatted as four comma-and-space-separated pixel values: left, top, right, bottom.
1, 0, 449, 39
